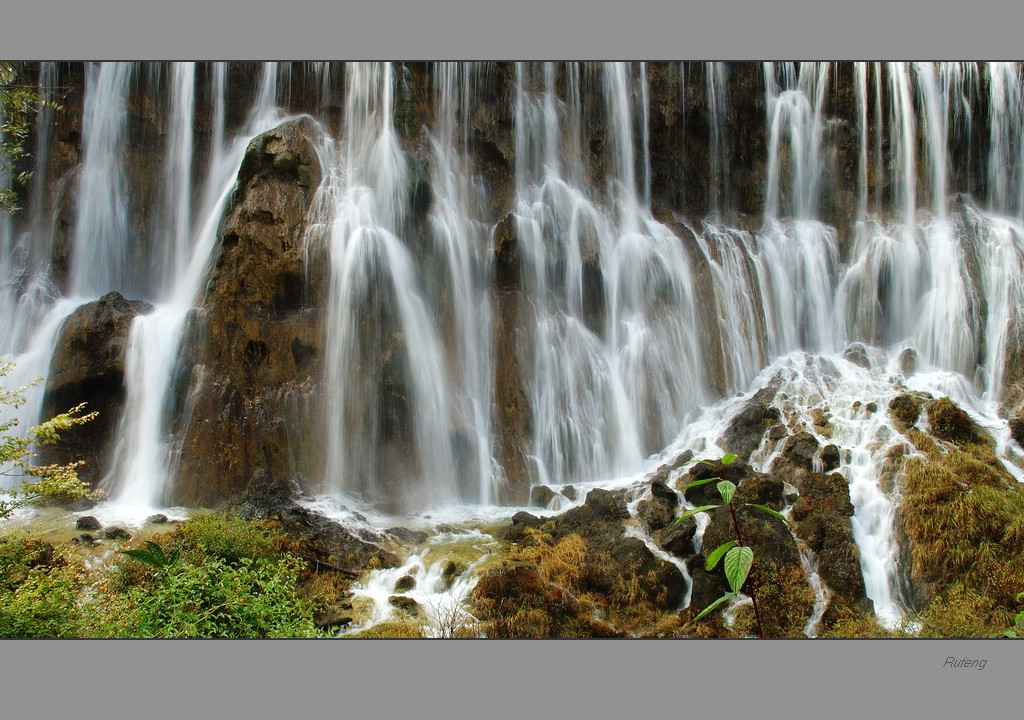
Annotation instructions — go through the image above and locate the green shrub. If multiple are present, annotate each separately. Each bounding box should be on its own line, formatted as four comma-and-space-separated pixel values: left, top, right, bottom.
89, 555, 321, 638
170, 512, 279, 565
0, 536, 82, 638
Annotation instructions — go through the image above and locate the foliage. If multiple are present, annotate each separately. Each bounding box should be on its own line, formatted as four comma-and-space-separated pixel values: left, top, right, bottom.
87, 512, 324, 638
119, 540, 180, 572
0, 62, 61, 216
88, 554, 321, 638
169, 511, 279, 565
0, 534, 83, 638
1, 361, 100, 521
678, 453, 789, 637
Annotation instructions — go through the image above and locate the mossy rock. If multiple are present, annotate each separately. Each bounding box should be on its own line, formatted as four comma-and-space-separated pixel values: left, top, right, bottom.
889, 393, 922, 430
925, 397, 985, 446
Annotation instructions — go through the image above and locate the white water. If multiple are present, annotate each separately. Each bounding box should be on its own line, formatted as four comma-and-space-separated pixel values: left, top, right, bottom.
102, 62, 284, 512
4, 62, 1024, 633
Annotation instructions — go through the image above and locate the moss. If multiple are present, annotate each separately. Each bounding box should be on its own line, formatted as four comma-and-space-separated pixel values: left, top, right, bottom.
346, 621, 425, 639
925, 397, 985, 446
819, 605, 901, 638
888, 394, 922, 429
914, 585, 1011, 638
897, 436, 1024, 636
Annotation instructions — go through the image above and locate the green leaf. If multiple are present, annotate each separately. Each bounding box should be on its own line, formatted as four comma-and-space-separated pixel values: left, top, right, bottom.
705, 540, 737, 571
145, 541, 166, 564
692, 592, 738, 622
120, 549, 160, 568
747, 503, 789, 525
675, 505, 720, 523
717, 480, 736, 505
721, 453, 738, 466
683, 476, 721, 490
724, 545, 754, 594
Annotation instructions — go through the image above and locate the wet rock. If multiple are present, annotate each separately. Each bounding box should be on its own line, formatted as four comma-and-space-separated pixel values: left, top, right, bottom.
103, 526, 131, 541
145, 514, 169, 525
788, 472, 866, 606
636, 498, 674, 534
499, 511, 545, 544
865, 402, 878, 414
529, 485, 557, 508
898, 348, 917, 377
820, 444, 841, 472
394, 575, 416, 593
889, 394, 923, 430
580, 488, 630, 521
315, 612, 353, 631
175, 116, 325, 508
650, 480, 679, 504
636, 480, 680, 533
75, 534, 97, 544
440, 560, 465, 591
722, 387, 783, 461
75, 516, 101, 531
926, 397, 985, 446
41, 292, 153, 487
654, 516, 697, 557
388, 596, 420, 614
560, 485, 577, 501
734, 472, 785, 511
770, 431, 820, 484
268, 505, 401, 572
386, 527, 429, 545
1010, 415, 1024, 447
843, 342, 870, 369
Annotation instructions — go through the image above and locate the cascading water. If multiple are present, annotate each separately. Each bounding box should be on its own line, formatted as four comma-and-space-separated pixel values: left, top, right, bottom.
4, 62, 1024, 633
103, 63, 284, 511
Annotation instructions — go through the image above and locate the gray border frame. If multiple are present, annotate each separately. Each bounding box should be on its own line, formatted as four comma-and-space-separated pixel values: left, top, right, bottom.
2, 0, 1022, 717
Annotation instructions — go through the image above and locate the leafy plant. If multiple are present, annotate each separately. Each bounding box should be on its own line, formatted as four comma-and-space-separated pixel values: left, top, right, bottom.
1, 361, 100, 521
119, 541, 181, 572
677, 453, 789, 637
1, 62, 63, 216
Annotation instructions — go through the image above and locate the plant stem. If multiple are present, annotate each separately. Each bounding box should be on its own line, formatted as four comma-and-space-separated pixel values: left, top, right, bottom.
728, 502, 764, 638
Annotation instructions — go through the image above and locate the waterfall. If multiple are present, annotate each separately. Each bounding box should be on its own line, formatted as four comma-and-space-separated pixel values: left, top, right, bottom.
104, 62, 283, 509
5, 61, 1024, 630
308, 62, 460, 511
71, 62, 134, 298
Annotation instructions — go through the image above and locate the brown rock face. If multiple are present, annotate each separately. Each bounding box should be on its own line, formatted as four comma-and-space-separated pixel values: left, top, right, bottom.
173, 117, 325, 507
41, 291, 153, 486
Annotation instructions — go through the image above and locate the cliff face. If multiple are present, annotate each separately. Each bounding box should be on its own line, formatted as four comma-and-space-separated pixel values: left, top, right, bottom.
5, 62, 1023, 512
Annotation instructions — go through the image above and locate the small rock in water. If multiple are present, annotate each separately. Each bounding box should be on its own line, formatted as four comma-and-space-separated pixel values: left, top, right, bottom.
75, 516, 102, 531
387, 527, 429, 545
820, 444, 841, 472
898, 348, 918, 377
75, 534, 97, 544
843, 343, 870, 369
388, 596, 420, 614
394, 575, 416, 593
560, 485, 578, 501
866, 402, 878, 414
529, 485, 556, 508
103, 527, 132, 541
144, 514, 169, 525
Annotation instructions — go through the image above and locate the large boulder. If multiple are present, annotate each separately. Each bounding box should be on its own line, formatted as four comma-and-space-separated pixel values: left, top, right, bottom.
174, 117, 325, 507
788, 471, 867, 608
721, 386, 783, 462
41, 291, 153, 487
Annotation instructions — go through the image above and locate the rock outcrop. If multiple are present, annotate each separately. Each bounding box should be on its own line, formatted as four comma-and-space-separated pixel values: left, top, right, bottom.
41, 291, 153, 487
173, 117, 325, 507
